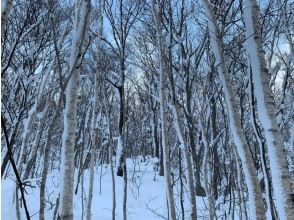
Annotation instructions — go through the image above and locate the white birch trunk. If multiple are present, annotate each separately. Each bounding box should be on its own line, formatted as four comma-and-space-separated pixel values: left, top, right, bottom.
243, 0, 294, 218
39, 98, 62, 220
86, 1, 103, 218
16, 60, 53, 174
171, 106, 197, 220
17, 25, 68, 178
59, 1, 91, 219
86, 145, 95, 220
86, 77, 99, 220
201, 0, 265, 218
103, 89, 116, 220
151, 1, 177, 219
107, 111, 117, 220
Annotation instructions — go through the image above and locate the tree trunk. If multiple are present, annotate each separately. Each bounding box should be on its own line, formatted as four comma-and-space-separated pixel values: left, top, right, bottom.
243, 0, 294, 218
104, 85, 116, 220
201, 0, 265, 218
86, 0, 103, 216
39, 100, 61, 220
200, 121, 216, 220
86, 76, 99, 220
151, 1, 177, 219
59, 1, 91, 219
109, 130, 116, 220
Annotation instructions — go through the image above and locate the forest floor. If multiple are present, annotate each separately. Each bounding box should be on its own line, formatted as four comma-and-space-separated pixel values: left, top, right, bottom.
2, 156, 208, 219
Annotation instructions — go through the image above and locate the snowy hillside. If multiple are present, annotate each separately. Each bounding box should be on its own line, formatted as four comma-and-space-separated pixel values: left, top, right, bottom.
2, 157, 209, 220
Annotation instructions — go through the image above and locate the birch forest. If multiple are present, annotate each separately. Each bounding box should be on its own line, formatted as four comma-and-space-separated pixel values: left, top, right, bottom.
1, 0, 294, 219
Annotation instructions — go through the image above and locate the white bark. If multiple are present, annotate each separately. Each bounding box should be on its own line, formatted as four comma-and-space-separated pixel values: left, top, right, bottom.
201, 0, 265, 218
17, 60, 53, 174
39, 28, 69, 220
39, 98, 62, 220
249, 69, 273, 218
86, 77, 99, 220
86, 1, 103, 218
243, 0, 294, 218
151, 1, 177, 219
59, 1, 91, 219
170, 105, 197, 220
16, 25, 68, 178
102, 86, 116, 220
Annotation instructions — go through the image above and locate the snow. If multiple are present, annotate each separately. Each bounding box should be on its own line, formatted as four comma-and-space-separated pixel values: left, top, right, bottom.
2, 157, 208, 219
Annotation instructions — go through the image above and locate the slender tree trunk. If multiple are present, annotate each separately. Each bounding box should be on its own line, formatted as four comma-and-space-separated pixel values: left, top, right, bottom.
104, 91, 116, 220
243, 0, 294, 218
184, 147, 198, 220
59, 1, 91, 219
86, 145, 95, 220
17, 55, 55, 176
199, 121, 216, 220
201, 0, 265, 218
40, 99, 62, 220
178, 149, 185, 220
166, 5, 197, 217
86, 1, 103, 216
86, 78, 99, 220
159, 137, 164, 176
152, 110, 160, 158
185, 79, 204, 197
151, 1, 176, 219
109, 130, 116, 220
233, 145, 248, 220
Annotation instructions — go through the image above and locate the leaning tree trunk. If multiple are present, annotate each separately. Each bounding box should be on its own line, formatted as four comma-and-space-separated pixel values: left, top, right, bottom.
40, 34, 81, 215
201, 0, 265, 219
16, 57, 54, 174
170, 104, 197, 220
166, 4, 197, 217
243, 0, 294, 218
59, 1, 91, 220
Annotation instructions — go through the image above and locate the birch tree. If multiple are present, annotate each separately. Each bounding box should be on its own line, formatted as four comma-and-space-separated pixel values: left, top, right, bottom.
86, 2, 104, 219
151, 0, 177, 219
59, 1, 91, 219
243, 0, 294, 218
201, 0, 265, 218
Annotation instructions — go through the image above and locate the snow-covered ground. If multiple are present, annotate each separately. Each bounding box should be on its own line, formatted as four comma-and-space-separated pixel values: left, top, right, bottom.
2, 157, 208, 219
